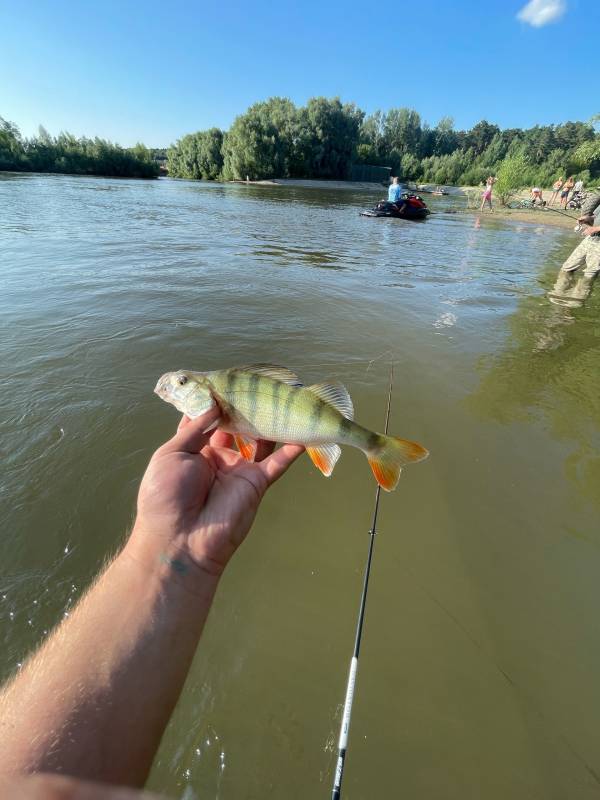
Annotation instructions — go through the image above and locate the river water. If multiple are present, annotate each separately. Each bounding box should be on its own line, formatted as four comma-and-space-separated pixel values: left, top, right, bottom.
1, 173, 600, 799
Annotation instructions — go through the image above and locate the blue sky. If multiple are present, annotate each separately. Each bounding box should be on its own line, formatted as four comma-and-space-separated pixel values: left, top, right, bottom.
1, 0, 596, 147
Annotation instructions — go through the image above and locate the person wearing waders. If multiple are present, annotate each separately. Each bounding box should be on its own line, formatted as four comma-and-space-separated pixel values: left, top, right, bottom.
551, 191, 600, 303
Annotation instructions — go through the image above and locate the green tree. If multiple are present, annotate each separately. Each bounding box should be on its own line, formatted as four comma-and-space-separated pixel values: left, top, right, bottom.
494, 152, 529, 205
222, 97, 299, 180
1, 120, 160, 178
300, 97, 364, 179
432, 116, 457, 156
569, 139, 600, 178
168, 129, 224, 180
464, 120, 501, 156
0, 117, 26, 169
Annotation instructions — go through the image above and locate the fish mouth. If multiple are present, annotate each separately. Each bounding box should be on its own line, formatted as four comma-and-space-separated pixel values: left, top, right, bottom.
154, 372, 172, 398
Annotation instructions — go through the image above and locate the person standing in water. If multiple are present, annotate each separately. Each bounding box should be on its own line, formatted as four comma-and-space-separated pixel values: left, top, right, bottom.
479, 176, 495, 212
550, 190, 600, 304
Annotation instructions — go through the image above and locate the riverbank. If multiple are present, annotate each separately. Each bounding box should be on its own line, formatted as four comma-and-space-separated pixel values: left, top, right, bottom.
460, 206, 579, 229
231, 178, 385, 191
231, 177, 466, 194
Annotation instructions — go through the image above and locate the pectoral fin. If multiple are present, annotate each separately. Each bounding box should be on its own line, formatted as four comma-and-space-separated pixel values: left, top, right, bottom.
306, 443, 341, 477
234, 434, 258, 462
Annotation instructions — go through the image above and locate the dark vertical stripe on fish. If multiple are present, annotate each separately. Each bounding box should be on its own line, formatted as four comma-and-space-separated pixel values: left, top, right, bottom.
281, 385, 298, 436
367, 431, 380, 451
308, 394, 325, 433
338, 416, 353, 442
248, 372, 260, 424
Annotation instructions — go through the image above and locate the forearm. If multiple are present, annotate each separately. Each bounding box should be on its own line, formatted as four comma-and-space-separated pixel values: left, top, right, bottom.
0, 538, 219, 786
580, 193, 600, 217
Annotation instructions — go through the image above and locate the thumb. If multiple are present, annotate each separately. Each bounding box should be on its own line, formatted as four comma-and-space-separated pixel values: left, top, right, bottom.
162, 405, 221, 454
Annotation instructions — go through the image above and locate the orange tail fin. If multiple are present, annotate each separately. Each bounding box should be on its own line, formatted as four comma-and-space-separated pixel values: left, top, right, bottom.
367, 435, 428, 491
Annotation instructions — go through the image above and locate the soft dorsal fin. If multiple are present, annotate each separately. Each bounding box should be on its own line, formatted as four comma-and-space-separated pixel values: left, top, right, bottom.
306, 443, 341, 477
306, 381, 354, 420
240, 363, 302, 386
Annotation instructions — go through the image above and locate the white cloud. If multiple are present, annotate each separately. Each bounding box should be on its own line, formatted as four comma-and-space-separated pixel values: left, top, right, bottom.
517, 0, 566, 27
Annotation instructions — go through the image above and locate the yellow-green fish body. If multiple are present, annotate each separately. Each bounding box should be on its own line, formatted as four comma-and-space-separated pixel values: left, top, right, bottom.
155, 364, 427, 490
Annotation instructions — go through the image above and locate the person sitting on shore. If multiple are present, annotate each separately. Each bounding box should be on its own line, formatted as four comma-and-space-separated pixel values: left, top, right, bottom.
0, 408, 303, 799
549, 177, 563, 206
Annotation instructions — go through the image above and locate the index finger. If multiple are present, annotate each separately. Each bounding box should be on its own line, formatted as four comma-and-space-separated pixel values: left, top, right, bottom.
258, 444, 304, 487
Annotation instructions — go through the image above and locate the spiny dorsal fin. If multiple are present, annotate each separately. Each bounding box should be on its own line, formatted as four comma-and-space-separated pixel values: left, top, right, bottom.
306, 443, 341, 477
240, 363, 302, 386
306, 381, 354, 420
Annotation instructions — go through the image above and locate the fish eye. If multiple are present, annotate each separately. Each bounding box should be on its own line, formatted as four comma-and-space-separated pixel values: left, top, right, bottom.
178, 375, 188, 386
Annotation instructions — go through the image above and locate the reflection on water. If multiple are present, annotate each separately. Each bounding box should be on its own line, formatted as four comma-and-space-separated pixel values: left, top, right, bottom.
2, 174, 600, 799
469, 274, 600, 512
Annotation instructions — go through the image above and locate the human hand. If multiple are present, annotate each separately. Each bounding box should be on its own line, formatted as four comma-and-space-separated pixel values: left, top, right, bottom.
577, 214, 594, 225
582, 225, 600, 237
127, 407, 303, 586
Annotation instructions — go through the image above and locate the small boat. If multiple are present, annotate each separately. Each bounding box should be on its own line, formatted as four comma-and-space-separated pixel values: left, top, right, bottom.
431, 186, 449, 196
360, 194, 430, 221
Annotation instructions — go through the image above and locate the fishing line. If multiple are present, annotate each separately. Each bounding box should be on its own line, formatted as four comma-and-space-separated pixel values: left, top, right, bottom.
539, 205, 579, 221
330, 364, 394, 800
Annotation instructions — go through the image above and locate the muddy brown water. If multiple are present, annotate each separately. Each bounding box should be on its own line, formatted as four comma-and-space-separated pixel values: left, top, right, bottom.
2, 173, 600, 798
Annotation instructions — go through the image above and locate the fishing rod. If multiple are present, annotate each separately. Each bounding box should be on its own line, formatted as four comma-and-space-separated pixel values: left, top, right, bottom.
540, 205, 579, 221
331, 365, 394, 800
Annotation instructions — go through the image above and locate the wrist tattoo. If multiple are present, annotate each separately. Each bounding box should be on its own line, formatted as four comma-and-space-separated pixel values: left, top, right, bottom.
159, 554, 189, 575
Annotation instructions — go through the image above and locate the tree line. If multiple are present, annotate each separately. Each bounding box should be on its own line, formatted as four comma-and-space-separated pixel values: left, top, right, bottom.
167, 97, 600, 187
0, 118, 159, 178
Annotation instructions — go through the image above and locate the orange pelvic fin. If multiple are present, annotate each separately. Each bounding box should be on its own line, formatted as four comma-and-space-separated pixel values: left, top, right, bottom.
234, 434, 257, 462
306, 443, 341, 477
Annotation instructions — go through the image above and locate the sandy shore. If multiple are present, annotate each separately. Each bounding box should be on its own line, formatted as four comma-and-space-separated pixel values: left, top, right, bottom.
231, 178, 386, 191
231, 178, 466, 193
460, 185, 583, 229
455, 206, 579, 229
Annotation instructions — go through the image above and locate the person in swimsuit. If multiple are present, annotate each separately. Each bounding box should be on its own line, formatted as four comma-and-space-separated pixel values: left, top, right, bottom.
480, 176, 495, 212
561, 176, 575, 208
549, 177, 563, 206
